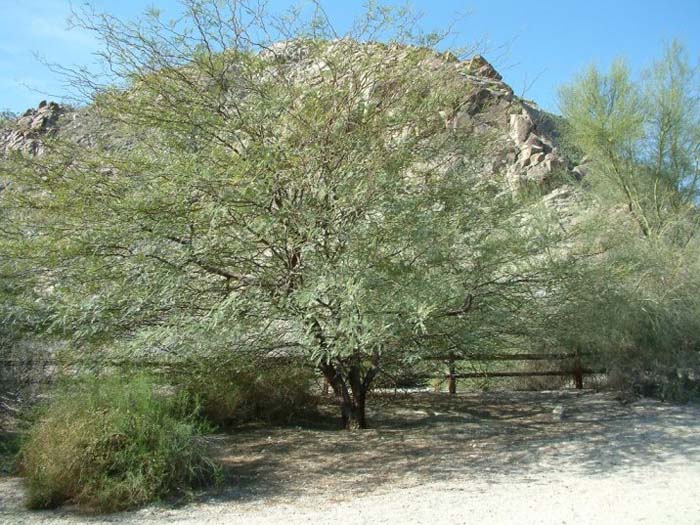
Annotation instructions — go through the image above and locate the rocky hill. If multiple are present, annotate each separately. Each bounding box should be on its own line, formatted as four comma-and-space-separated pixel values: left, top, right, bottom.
1, 43, 580, 198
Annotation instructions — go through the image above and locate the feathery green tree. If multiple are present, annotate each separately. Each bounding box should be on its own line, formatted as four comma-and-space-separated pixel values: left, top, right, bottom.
2, 0, 566, 427
558, 42, 700, 398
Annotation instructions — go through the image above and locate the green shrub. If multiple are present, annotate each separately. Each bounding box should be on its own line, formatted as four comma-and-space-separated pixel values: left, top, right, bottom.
19, 373, 219, 513
180, 359, 317, 427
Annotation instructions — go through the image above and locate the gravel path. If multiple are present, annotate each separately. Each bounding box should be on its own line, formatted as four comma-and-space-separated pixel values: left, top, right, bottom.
2, 391, 699, 524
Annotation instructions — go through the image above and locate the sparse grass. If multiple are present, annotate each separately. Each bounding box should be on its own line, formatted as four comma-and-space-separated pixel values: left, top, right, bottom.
18, 373, 219, 513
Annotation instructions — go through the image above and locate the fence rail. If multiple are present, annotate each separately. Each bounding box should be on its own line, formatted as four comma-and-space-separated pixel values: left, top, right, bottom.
423, 352, 597, 393
2, 353, 603, 395
426, 352, 590, 362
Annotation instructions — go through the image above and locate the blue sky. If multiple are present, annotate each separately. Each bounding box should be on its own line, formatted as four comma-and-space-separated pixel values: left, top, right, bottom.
1, 0, 699, 114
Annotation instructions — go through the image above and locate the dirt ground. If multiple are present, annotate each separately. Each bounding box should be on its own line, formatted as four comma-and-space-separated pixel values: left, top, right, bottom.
2, 390, 699, 524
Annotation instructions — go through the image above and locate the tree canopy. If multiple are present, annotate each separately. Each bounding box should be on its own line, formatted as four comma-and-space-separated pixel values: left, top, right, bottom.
0, 1, 571, 427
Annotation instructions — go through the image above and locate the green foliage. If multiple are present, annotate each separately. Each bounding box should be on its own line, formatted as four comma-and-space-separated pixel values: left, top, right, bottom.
0, 0, 569, 427
557, 41, 700, 400
19, 373, 218, 513
178, 358, 318, 426
559, 42, 700, 238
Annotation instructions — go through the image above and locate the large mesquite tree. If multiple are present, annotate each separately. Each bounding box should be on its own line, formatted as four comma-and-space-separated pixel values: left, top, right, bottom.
2, 1, 563, 427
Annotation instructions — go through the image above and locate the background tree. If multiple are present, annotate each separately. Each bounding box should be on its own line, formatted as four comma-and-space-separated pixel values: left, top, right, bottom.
557, 42, 700, 398
559, 42, 700, 238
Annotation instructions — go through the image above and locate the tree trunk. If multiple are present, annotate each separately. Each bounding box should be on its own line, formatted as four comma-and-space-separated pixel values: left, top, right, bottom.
320, 363, 344, 399
320, 362, 370, 430
448, 354, 457, 394
341, 387, 367, 430
573, 352, 583, 389
448, 373, 457, 394
573, 364, 584, 389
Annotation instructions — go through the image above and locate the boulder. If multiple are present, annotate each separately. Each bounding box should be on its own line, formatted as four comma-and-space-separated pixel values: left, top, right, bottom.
466, 55, 503, 81
509, 113, 533, 144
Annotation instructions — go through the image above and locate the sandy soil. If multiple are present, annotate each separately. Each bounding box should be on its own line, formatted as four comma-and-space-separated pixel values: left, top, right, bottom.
2, 390, 699, 524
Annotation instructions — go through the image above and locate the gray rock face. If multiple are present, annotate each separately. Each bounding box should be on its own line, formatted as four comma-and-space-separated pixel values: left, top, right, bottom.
503, 101, 569, 189
510, 113, 533, 144
1, 101, 64, 156
466, 55, 503, 81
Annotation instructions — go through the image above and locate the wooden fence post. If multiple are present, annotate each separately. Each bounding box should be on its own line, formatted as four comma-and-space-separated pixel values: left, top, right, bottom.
573, 355, 583, 389
448, 354, 457, 394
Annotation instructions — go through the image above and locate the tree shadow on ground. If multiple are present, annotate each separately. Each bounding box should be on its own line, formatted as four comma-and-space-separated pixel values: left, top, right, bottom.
203, 390, 700, 505
0, 431, 21, 476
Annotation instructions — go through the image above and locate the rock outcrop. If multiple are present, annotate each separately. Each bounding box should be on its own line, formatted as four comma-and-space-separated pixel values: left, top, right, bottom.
263, 42, 575, 191
439, 54, 571, 190
1, 101, 64, 156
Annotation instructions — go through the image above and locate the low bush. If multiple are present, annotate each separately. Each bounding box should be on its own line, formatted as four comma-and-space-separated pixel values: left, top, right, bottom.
179, 358, 317, 427
606, 357, 700, 403
19, 373, 218, 513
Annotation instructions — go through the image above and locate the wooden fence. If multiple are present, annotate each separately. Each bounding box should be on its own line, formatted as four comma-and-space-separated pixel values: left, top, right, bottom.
1, 352, 605, 397
424, 352, 602, 393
